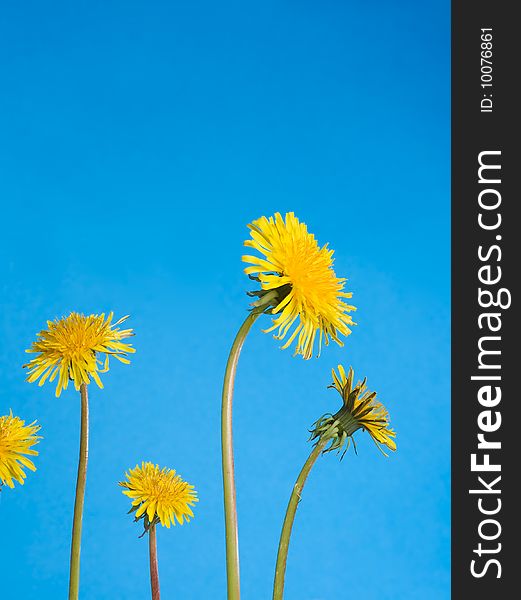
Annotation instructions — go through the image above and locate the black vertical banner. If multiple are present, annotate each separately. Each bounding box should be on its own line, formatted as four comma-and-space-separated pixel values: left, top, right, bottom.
452, 1, 517, 598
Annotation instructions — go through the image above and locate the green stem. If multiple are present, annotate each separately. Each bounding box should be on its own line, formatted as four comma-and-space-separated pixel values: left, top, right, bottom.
149, 524, 161, 600
68, 383, 89, 600
221, 310, 261, 600
272, 436, 329, 600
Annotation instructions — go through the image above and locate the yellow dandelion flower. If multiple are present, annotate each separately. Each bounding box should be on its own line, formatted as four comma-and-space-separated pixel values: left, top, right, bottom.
310, 365, 396, 456
119, 462, 198, 530
0, 411, 42, 488
242, 212, 356, 359
24, 312, 135, 397
273, 368, 395, 596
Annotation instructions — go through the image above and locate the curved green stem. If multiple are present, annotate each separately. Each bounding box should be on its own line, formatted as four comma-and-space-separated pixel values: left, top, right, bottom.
68, 383, 89, 600
149, 524, 161, 600
221, 310, 261, 600
272, 436, 329, 600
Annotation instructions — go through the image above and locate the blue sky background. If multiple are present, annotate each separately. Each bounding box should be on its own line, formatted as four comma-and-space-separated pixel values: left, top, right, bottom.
0, 1, 449, 598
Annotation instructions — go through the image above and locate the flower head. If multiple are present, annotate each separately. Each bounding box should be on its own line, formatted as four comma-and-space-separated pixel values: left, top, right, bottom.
24, 312, 135, 397
310, 365, 396, 457
0, 411, 42, 488
119, 462, 198, 532
242, 212, 356, 359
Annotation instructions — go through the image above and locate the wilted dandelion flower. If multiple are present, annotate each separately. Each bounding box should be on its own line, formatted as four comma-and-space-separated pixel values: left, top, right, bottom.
120, 462, 198, 530
0, 411, 41, 488
24, 312, 135, 397
242, 212, 356, 359
273, 367, 395, 599
310, 365, 396, 456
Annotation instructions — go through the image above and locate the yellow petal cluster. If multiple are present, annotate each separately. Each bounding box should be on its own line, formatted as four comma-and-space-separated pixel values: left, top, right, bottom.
24, 312, 135, 397
331, 365, 396, 453
120, 462, 198, 528
0, 411, 41, 488
242, 212, 355, 359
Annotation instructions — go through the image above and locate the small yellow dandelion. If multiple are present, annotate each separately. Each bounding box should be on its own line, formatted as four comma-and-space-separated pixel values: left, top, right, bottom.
310, 365, 396, 456
24, 312, 135, 397
119, 462, 198, 530
0, 411, 42, 488
242, 212, 356, 359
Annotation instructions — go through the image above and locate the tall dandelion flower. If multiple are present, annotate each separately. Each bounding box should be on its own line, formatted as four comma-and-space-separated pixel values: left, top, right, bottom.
243, 212, 356, 360
0, 411, 41, 489
273, 366, 396, 600
221, 212, 355, 600
24, 311, 135, 600
120, 462, 198, 600
24, 312, 135, 398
